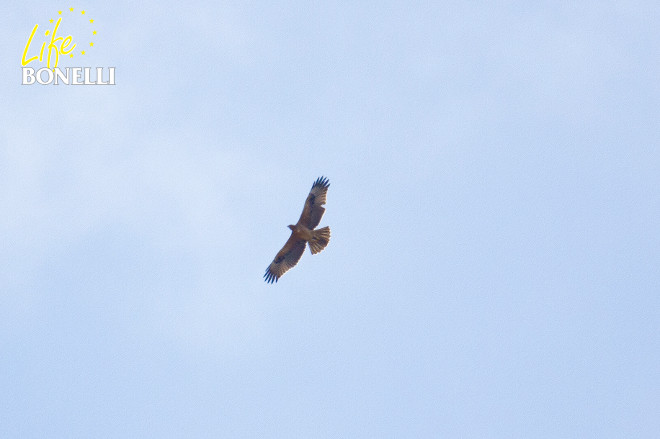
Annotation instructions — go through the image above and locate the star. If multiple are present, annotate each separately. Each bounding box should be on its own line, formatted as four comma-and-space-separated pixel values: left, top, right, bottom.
89, 19, 94, 23
81, 10, 86, 15
93, 30, 97, 35
58, 10, 62, 14
81, 50, 86, 55
69, 53, 74, 58
49, 19, 54, 23
69, 7, 74, 12
90, 42, 94, 47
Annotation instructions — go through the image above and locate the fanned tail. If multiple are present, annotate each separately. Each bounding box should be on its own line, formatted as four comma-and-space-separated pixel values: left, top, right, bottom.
309, 226, 330, 254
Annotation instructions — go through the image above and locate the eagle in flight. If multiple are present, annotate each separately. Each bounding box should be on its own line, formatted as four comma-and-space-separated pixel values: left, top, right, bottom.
264, 176, 331, 283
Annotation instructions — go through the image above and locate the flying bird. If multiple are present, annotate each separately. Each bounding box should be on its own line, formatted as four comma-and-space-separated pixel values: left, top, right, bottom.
264, 176, 331, 283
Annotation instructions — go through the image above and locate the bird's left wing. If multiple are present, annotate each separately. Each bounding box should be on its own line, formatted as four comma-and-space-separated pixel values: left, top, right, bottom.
264, 234, 307, 283
298, 176, 330, 229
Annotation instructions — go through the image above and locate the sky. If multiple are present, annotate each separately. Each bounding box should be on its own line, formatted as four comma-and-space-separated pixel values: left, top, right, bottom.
1, 1, 659, 437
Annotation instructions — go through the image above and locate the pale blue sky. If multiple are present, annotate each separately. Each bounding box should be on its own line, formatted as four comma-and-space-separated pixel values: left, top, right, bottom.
2, 1, 659, 437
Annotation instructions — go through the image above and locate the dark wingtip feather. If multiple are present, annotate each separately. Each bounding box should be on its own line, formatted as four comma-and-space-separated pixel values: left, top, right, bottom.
264, 268, 278, 284
312, 176, 330, 189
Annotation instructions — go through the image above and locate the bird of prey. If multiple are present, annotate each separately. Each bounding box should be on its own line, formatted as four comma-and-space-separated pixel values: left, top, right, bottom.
264, 176, 331, 283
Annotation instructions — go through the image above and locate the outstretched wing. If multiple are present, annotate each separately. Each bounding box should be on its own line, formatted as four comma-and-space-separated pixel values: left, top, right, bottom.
298, 176, 330, 229
264, 234, 307, 283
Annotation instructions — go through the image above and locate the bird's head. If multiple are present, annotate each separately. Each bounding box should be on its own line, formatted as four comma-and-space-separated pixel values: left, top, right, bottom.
287, 224, 296, 231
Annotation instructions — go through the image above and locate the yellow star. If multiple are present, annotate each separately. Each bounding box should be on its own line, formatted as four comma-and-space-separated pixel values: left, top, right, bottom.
90, 42, 94, 47
45, 30, 50, 36
49, 19, 54, 23
58, 10, 62, 14
89, 19, 94, 23
81, 10, 85, 15
69, 7, 74, 12
93, 30, 97, 35
81, 50, 86, 55
69, 53, 74, 58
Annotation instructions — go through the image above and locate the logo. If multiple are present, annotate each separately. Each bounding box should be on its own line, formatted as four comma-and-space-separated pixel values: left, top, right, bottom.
21, 7, 115, 85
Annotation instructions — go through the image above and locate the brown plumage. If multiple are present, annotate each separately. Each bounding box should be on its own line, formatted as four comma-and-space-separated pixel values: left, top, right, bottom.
264, 176, 331, 284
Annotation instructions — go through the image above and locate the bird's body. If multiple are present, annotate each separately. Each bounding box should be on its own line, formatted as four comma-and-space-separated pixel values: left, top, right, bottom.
288, 223, 314, 241
264, 176, 331, 283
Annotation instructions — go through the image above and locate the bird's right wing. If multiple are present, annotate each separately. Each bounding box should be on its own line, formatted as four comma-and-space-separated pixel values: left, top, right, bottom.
264, 234, 307, 283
